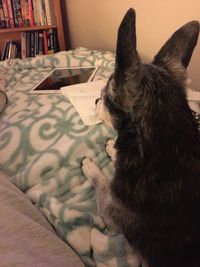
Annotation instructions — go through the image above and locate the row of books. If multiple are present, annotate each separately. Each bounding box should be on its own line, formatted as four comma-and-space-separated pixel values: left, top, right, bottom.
1, 28, 58, 61
0, 40, 19, 60
0, 0, 56, 28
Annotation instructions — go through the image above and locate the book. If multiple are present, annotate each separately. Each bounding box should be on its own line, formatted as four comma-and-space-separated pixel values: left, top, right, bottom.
11, 0, 18, 26
11, 0, 23, 27
47, 28, 55, 53
20, 0, 30, 26
61, 80, 105, 126
10, 43, 17, 58
4, 41, 10, 59
46, 29, 52, 54
1, 41, 9, 60
2, 0, 9, 27
32, 0, 38, 25
34, 30, 39, 55
41, 0, 47, 25
53, 29, 58, 52
6, 0, 14, 27
36, 0, 44, 25
44, 0, 55, 25
18, 28, 58, 59
7, 40, 13, 58
38, 31, 44, 55
30, 31, 35, 56
0, 0, 6, 28
28, 0, 34, 26
1, 40, 18, 60
26, 31, 31, 57
43, 29, 48, 54
21, 31, 26, 59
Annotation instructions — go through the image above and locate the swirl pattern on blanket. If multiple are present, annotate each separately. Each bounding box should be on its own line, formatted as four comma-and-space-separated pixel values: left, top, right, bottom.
0, 48, 142, 267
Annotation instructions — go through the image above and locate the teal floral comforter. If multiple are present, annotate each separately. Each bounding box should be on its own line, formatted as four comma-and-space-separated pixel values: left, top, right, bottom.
0, 48, 140, 267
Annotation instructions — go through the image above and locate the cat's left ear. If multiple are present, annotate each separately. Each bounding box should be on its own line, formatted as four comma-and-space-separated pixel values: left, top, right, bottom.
115, 8, 141, 82
153, 21, 199, 71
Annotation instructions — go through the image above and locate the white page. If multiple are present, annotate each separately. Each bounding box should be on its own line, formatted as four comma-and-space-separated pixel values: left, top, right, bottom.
61, 80, 107, 126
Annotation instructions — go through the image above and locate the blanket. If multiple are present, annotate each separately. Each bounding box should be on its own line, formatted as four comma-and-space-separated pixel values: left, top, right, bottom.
0, 48, 140, 267
0, 90, 7, 114
0, 48, 199, 267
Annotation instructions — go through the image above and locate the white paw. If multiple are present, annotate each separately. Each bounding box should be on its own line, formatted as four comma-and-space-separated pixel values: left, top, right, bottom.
82, 158, 101, 185
106, 139, 116, 161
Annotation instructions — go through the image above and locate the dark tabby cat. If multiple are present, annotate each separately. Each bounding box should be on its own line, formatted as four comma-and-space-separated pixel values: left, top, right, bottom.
82, 9, 200, 267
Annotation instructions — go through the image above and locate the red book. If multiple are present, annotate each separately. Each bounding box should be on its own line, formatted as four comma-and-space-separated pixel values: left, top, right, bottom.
28, 0, 34, 26
6, 0, 14, 27
2, 0, 9, 27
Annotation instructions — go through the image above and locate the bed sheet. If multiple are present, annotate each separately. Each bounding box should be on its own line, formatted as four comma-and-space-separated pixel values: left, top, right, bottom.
0, 48, 140, 267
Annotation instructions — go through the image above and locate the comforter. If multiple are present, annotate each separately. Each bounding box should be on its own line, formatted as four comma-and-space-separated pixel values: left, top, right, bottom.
0, 48, 140, 267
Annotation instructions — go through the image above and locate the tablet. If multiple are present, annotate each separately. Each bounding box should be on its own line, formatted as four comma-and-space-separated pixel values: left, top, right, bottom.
29, 66, 99, 94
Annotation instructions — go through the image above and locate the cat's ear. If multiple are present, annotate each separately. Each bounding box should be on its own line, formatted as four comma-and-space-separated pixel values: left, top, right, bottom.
153, 21, 199, 72
115, 8, 141, 83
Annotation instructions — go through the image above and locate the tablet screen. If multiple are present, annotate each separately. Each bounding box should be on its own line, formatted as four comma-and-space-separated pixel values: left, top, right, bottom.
32, 67, 98, 92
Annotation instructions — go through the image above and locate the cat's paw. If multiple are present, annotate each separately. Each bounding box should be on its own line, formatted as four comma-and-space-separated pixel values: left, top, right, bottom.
106, 139, 116, 161
82, 158, 101, 185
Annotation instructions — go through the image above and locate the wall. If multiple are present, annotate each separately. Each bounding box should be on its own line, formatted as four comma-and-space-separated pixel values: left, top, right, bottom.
64, 0, 200, 89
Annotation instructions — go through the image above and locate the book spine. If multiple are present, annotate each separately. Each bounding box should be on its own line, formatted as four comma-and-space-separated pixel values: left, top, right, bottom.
15, 43, 18, 58
53, 29, 58, 52
41, 0, 47, 25
21, 31, 26, 59
20, 0, 29, 26
43, 29, 48, 54
11, 0, 18, 27
4, 41, 10, 59
46, 29, 52, 54
28, 0, 34, 26
16, 0, 23, 26
32, 0, 38, 26
1, 41, 9, 60
38, 31, 44, 55
44, 0, 51, 25
2, 0, 9, 27
10, 42, 16, 58
5, 41, 11, 59
0, 0, 6, 28
48, 28, 54, 53
6, 0, 14, 27
47, 0, 55, 24
11, 0, 18, 26
26, 31, 31, 57
34, 30, 39, 55
7, 40, 12, 58
30, 31, 35, 57
37, 0, 43, 25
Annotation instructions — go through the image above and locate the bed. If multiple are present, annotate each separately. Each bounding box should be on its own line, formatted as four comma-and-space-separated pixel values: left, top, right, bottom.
0, 47, 200, 267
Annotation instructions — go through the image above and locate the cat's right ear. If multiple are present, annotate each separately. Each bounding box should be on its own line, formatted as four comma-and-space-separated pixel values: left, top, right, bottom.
153, 21, 199, 73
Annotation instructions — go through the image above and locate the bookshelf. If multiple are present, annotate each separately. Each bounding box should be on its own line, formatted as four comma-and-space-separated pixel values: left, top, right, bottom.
0, 0, 66, 59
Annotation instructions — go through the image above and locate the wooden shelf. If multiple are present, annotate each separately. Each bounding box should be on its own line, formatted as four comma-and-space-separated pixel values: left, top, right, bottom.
0, 0, 66, 58
0, 25, 57, 34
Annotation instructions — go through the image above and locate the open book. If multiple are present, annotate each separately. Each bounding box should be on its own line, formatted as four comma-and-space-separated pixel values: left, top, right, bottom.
61, 80, 107, 126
